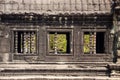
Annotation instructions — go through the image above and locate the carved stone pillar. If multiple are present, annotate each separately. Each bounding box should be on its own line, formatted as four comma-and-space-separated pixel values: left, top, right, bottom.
117, 30, 120, 63
113, 0, 120, 63
0, 26, 10, 63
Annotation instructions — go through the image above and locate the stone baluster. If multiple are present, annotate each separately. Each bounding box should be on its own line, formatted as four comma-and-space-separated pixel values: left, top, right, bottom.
14, 32, 18, 53
31, 32, 36, 54
20, 33, 23, 53
54, 32, 57, 54
89, 32, 93, 54
93, 32, 96, 54
28, 32, 31, 53
23, 32, 27, 54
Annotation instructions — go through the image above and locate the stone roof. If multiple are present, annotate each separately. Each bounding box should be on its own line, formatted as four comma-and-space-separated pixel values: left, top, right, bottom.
0, 0, 112, 14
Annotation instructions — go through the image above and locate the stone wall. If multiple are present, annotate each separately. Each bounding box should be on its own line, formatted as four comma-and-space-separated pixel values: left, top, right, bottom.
0, 24, 10, 62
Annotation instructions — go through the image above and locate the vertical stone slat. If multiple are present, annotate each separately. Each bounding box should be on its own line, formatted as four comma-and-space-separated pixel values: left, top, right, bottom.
54, 32, 57, 54
23, 32, 26, 54
89, 32, 93, 54
20, 32, 23, 53
28, 32, 30, 53
93, 32, 96, 54
14, 31, 18, 53
31, 32, 36, 54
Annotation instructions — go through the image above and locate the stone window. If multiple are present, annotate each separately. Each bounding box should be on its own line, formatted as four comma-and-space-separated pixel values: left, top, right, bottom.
48, 32, 70, 54
83, 32, 105, 54
14, 31, 37, 54
47, 29, 73, 55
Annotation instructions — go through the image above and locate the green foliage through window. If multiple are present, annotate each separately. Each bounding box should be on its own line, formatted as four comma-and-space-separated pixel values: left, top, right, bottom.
84, 34, 90, 53
83, 32, 96, 54
49, 32, 70, 54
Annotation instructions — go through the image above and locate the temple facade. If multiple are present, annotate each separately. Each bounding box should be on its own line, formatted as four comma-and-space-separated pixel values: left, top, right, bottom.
0, 0, 120, 79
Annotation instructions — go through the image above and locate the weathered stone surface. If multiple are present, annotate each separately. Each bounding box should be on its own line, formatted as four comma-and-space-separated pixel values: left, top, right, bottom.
0, 0, 119, 80
0, 63, 108, 77
0, 0, 112, 14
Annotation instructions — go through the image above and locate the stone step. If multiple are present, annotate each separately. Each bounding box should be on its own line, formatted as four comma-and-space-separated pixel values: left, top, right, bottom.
0, 75, 120, 80
0, 64, 109, 77
0, 61, 110, 66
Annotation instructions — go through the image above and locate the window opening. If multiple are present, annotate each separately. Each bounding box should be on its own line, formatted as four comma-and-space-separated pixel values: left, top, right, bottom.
14, 31, 36, 54
96, 32, 105, 53
48, 32, 70, 54
83, 32, 104, 54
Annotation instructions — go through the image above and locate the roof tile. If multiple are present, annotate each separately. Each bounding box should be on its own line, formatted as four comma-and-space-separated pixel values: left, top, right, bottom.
0, 0, 112, 14
88, 0, 93, 11
93, 0, 100, 11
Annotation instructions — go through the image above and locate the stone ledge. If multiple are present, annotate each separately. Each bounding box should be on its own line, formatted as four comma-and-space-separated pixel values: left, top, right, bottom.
0, 61, 110, 66
0, 64, 107, 70
0, 64, 108, 77
109, 63, 120, 70
0, 75, 119, 80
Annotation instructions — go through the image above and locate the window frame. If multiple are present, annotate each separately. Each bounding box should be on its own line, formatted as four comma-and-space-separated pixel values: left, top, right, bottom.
11, 29, 39, 56
46, 28, 73, 56
81, 28, 107, 54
